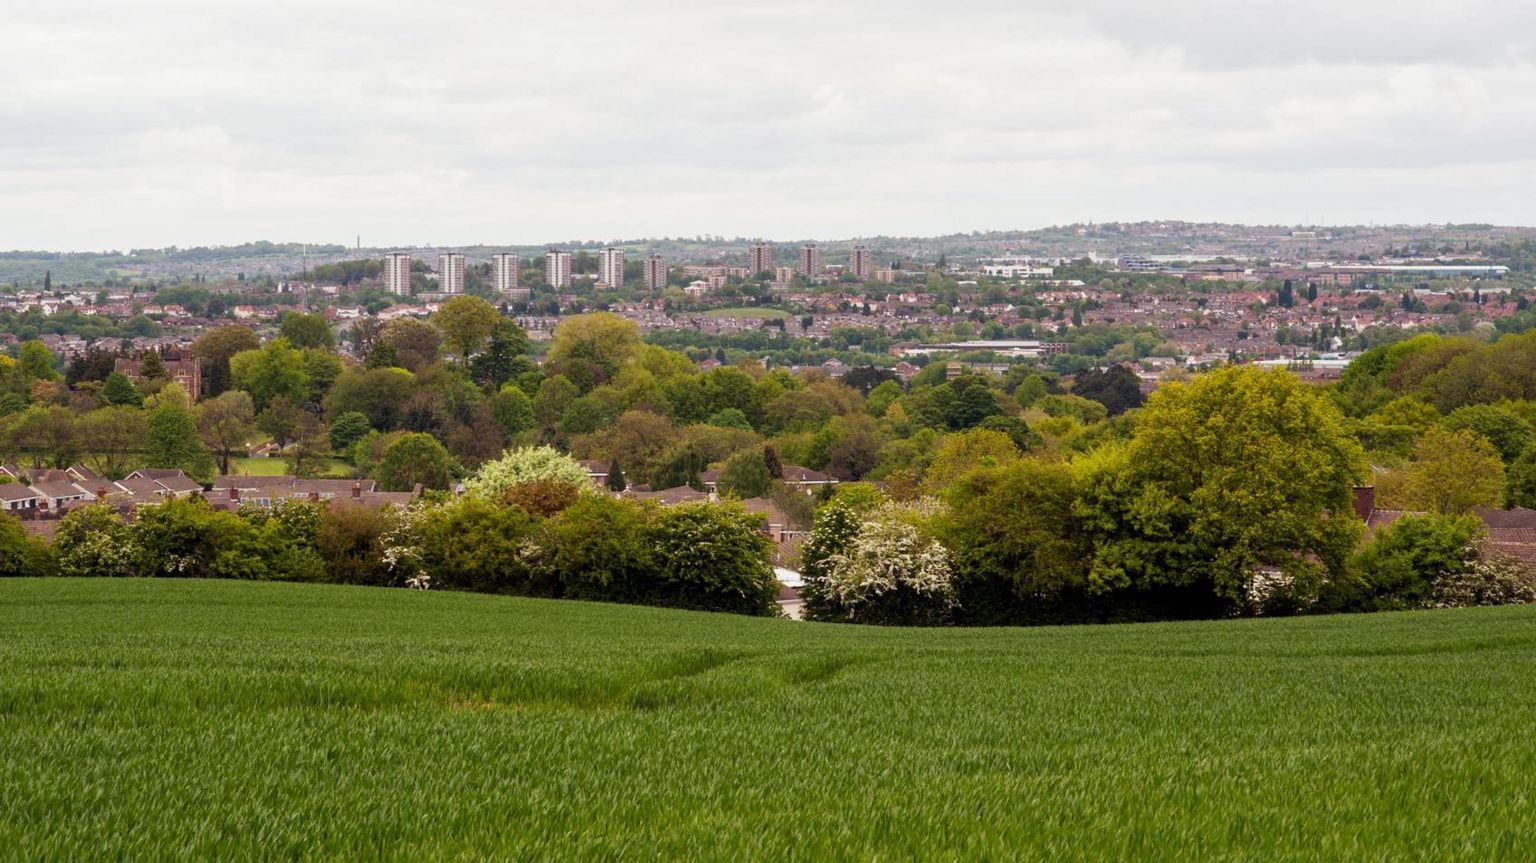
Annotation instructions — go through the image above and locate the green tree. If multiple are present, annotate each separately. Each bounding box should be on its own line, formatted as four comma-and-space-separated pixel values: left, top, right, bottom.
328, 411, 372, 455
717, 449, 773, 498
1402, 426, 1505, 515
138, 349, 167, 381
938, 460, 1089, 623
1324, 514, 1485, 612
285, 412, 331, 478
462, 445, 589, 499
375, 433, 458, 492
256, 395, 302, 450
488, 385, 535, 438
101, 372, 143, 407
279, 311, 335, 349
17, 341, 59, 381
1505, 445, 1536, 508
324, 367, 415, 430
229, 339, 309, 413
378, 318, 441, 372
546, 312, 641, 391
0, 513, 53, 577
1442, 404, 1533, 463
606, 457, 628, 492
192, 325, 260, 397
647, 502, 778, 615
1078, 366, 1365, 603
196, 390, 256, 476
433, 296, 500, 361
145, 400, 214, 481
55, 504, 136, 577
469, 318, 534, 389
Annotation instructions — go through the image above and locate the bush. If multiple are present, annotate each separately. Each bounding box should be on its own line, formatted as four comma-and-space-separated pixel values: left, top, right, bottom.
0, 514, 54, 578
315, 503, 400, 587
646, 503, 778, 615
413, 497, 539, 594
463, 446, 590, 499
1326, 514, 1484, 612
55, 504, 137, 578
531, 495, 655, 603
805, 501, 957, 626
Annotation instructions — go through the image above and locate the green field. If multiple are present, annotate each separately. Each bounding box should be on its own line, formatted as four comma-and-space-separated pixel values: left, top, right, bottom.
702, 307, 788, 319
227, 456, 353, 478
2, 579, 1534, 859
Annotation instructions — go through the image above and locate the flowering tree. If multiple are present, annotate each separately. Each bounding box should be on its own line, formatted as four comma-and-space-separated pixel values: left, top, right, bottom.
805, 501, 957, 626
462, 446, 592, 500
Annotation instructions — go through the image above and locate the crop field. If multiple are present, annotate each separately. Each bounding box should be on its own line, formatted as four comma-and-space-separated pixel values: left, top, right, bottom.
2, 579, 1534, 859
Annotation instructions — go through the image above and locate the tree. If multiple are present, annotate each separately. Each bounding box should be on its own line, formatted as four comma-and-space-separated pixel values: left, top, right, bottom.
1506, 445, 1536, 508
17, 341, 58, 382
375, 433, 457, 492
196, 390, 256, 476
138, 349, 167, 381
533, 375, 580, 430
433, 296, 500, 361
922, 428, 1020, 493
1442, 404, 1533, 463
546, 312, 641, 391
414, 496, 539, 593
804, 501, 957, 626
647, 502, 778, 615
717, 449, 773, 498
279, 311, 334, 349
55, 504, 136, 578
1071, 365, 1144, 416
228, 339, 309, 413
488, 385, 534, 438
78, 406, 146, 479
324, 367, 415, 430
328, 411, 372, 455
1324, 514, 1486, 612
101, 372, 143, 407
469, 318, 533, 389
529, 495, 653, 602
192, 325, 260, 397
257, 395, 302, 450
285, 412, 331, 478
1078, 366, 1365, 603
1402, 426, 1505, 515
145, 400, 214, 481
0, 513, 52, 577
606, 457, 628, 492
462, 445, 589, 499
938, 461, 1089, 623
378, 318, 441, 372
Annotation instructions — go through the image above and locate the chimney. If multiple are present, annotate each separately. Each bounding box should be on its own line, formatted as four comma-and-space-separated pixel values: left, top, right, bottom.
352, 482, 362, 500
230, 487, 240, 502
309, 491, 321, 503
1351, 486, 1375, 522
96, 486, 107, 501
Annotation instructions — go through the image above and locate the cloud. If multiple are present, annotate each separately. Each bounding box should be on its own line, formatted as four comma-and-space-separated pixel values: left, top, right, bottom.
2, 0, 1534, 249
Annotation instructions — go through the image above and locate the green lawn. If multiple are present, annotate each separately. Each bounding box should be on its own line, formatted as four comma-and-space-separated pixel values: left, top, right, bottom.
2, 579, 1534, 859
702, 307, 788, 319
227, 456, 353, 478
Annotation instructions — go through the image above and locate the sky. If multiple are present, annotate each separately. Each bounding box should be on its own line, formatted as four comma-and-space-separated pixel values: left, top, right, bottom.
5, 0, 1536, 251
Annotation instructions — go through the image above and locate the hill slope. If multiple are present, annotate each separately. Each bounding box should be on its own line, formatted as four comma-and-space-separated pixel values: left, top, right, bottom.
2, 579, 1533, 859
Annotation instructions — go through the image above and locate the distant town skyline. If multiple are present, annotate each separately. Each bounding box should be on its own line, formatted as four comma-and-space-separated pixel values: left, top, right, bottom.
7, 1, 1536, 250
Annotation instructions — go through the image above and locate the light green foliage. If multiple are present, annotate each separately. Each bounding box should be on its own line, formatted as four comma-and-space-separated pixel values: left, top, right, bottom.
279, 312, 334, 350
376, 433, 457, 492
488, 385, 534, 437
462, 445, 589, 500
1328, 514, 1486, 611
433, 296, 500, 360
546, 312, 641, 391
145, 400, 214, 482
1442, 403, 1533, 463
0, 514, 52, 577
229, 339, 309, 413
647, 503, 778, 615
716, 449, 772, 499
1079, 367, 1365, 601
1401, 426, 1505, 514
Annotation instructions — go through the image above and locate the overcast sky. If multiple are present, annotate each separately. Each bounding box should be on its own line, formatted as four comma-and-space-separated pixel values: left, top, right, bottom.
6, 0, 1536, 250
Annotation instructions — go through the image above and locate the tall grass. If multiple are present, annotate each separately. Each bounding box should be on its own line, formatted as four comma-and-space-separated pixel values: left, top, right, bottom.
2, 579, 1533, 859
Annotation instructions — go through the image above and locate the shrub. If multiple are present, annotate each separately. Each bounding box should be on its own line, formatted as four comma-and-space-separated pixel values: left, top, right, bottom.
531, 495, 655, 603
1326, 514, 1484, 612
414, 497, 539, 594
647, 503, 778, 615
55, 504, 137, 578
0, 513, 54, 578
463, 446, 591, 499
806, 502, 957, 626
315, 503, 400, 587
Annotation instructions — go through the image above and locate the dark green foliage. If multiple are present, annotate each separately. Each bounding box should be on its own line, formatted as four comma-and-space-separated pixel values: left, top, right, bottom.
100, 372, 142, 407
647, 503, 778, 615
328, 411, 373, 454
0, 514, 53, 577
1070, 365, 1144, 416
376, 433, 457, 492
1323, 514, 1484, 612
717, 449, 772, 499
416, 497, 539, 594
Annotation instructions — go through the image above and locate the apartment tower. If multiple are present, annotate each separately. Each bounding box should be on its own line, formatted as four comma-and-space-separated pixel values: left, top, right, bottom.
850, 245, 875, 280
598, 247, 626, 290
798, 243, 821, 277
492, 253, 519, 293
437, 252, 465, 294
545, 249, 573, 288
749, 241, 773, 275
644, 254, 667, 291
383, 253, 412, 296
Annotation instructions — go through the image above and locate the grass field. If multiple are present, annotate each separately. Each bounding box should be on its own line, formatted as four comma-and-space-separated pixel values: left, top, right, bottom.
702, 307, 788, 319
226, 456, 353, 477
2, 579, 1534, 859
